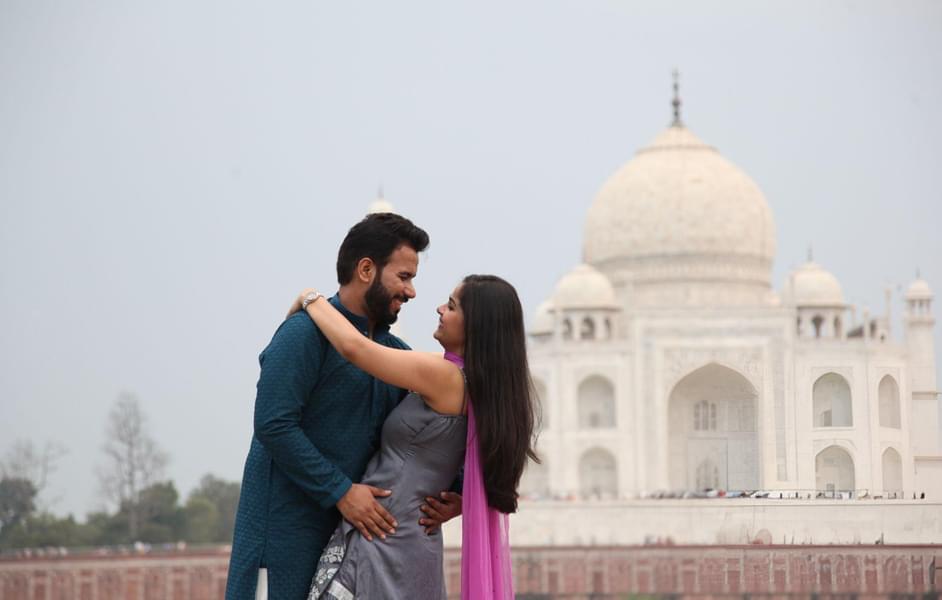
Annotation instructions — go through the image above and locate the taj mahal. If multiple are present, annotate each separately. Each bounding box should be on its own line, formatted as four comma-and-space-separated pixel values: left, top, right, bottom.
518, 97, 941, 520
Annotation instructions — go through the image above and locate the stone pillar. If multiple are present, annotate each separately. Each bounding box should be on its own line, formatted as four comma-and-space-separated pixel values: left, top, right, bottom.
905, 279, 941, 499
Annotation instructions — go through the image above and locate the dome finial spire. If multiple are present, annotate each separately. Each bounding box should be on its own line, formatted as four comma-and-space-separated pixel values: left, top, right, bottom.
671, 69, 683, 127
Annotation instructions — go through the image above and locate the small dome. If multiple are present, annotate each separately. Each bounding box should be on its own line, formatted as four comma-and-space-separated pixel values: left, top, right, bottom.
552, 264, 617, 309
785, 262, 844, 307
906, 278, 933, 300
368, 197, 395, 214
530, 300, 554, 334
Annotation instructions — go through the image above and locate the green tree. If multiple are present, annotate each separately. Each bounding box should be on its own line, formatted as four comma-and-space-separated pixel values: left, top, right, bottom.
0, 513, 81, 549
183, 496, 219, 543
187, 474, 240, 542
83, 510, 126, 546
133, 481, 185, 543
1, 440, 67, 510
0, 477, 37, 535
98, 393, 168, 540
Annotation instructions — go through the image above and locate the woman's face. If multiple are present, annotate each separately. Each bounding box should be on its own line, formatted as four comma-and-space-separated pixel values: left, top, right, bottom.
433, 284, 466, 353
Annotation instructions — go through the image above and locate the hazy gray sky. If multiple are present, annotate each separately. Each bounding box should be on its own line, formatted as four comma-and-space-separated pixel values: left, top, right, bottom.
2, 1, 940, 517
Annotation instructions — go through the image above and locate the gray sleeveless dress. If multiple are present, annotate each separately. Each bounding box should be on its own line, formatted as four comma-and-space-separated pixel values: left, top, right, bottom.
309, 391, 467, 600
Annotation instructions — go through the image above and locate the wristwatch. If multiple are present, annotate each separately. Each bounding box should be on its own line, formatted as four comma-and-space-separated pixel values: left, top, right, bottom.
301, 291, 324, 310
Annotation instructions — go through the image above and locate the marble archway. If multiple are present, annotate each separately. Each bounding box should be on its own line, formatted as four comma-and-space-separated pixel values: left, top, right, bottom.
668, 363, 759, 491
815, 445, 855, 496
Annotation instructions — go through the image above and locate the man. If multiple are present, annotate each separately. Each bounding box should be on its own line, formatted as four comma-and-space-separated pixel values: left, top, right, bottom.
225, 213, 461, 600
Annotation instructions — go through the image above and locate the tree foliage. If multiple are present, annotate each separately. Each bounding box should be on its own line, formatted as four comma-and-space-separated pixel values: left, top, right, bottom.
0, 395, 241, 551
1, 440, 67, 510
0, 478, 37, 532
98, 393, 169, 539
0, 474, 239, 551
188, 474, 240, 542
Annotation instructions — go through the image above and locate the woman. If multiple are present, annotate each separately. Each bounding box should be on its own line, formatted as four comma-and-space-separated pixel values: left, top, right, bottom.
291, 275, 537, 600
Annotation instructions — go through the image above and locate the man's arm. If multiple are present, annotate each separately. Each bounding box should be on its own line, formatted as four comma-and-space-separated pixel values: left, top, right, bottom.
253, 314, 352, 507
419, 467, 463, 534
253, 314, 396, 540
419, 492, 462, 534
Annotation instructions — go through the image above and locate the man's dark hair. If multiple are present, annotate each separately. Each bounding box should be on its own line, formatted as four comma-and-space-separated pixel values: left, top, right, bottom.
336, 213, 430, 285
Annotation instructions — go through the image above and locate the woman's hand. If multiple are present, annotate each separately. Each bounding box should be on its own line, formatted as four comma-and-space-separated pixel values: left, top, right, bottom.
286, 288, 317, 319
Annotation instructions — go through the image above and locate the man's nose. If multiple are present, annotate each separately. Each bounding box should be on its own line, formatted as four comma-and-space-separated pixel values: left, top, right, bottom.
404, 283, 416, 299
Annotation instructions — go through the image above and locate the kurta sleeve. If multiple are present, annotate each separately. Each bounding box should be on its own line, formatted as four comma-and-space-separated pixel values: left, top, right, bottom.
253, 313, 353, 509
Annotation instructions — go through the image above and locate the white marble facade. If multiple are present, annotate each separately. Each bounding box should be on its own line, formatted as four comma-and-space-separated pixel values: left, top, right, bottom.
523, 118, 940, 504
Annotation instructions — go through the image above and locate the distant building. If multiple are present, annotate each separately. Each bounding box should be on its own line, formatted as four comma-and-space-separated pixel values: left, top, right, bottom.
521, 96, 940, 508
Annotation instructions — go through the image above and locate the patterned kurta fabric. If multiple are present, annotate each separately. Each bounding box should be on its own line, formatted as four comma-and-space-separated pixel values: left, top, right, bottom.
225, 295, 408, 600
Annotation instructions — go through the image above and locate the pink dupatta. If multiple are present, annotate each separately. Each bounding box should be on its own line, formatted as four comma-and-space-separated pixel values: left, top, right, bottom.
445, 352, 514, 599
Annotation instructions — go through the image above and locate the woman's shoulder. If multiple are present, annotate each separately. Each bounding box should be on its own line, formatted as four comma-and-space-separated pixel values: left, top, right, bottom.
401, 391, 467, 420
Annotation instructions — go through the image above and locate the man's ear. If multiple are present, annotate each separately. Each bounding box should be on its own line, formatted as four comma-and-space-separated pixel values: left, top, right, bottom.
355, 257, 376, 284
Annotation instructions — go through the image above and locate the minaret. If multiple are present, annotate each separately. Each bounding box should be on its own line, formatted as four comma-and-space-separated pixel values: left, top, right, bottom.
906, 274, 937, 391
367, 186, 396, 215
670, 69, 683, 127
905, 274, 938, 458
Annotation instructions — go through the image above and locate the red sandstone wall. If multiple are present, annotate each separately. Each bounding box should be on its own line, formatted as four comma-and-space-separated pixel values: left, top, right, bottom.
445, 546, 942, 597
1, 545, 940, 599
0, 549, 230, 600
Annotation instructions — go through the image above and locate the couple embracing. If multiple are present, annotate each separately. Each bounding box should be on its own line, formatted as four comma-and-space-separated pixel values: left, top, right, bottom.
224, 213, 538, 600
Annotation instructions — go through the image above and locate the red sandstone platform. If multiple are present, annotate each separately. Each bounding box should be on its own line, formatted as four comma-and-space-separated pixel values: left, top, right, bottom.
1, 544, 940, 598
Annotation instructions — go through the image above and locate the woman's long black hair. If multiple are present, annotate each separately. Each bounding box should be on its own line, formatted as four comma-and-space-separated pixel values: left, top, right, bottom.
459, 274, 539, 514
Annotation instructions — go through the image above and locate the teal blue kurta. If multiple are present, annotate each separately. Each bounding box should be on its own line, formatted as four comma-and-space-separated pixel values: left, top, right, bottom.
225, 295, 408, 600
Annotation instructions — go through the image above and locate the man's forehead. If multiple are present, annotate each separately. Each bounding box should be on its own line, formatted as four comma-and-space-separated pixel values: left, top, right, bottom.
387, 245, 419, 270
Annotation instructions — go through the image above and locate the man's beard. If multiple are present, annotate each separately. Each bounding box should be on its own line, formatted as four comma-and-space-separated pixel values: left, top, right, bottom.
365, 274, 406, 327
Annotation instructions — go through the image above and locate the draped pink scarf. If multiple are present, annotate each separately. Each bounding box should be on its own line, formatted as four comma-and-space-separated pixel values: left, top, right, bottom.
445, 352, 514, 599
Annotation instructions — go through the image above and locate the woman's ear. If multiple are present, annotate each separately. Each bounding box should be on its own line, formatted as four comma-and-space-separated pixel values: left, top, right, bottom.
356, 257, 375, 284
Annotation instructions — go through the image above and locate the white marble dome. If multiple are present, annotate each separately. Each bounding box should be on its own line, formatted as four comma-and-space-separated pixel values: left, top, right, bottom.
552, 264, 617, 309
785, 261, 845, 307
906, 277, 933, 300
368, 197, 395, 214
583, 126, 776, 285
530, 300, 554, 334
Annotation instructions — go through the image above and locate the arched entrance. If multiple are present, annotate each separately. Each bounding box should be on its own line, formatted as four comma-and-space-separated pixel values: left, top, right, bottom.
668, 363, 759, 491
577, 375, 615, 429
878, 375, 901, 429
815, 445, 855, 497
813, 373, 853, 427
520, 457, 550, 498
579, 447, 617, 499
882, 447, 903, 498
